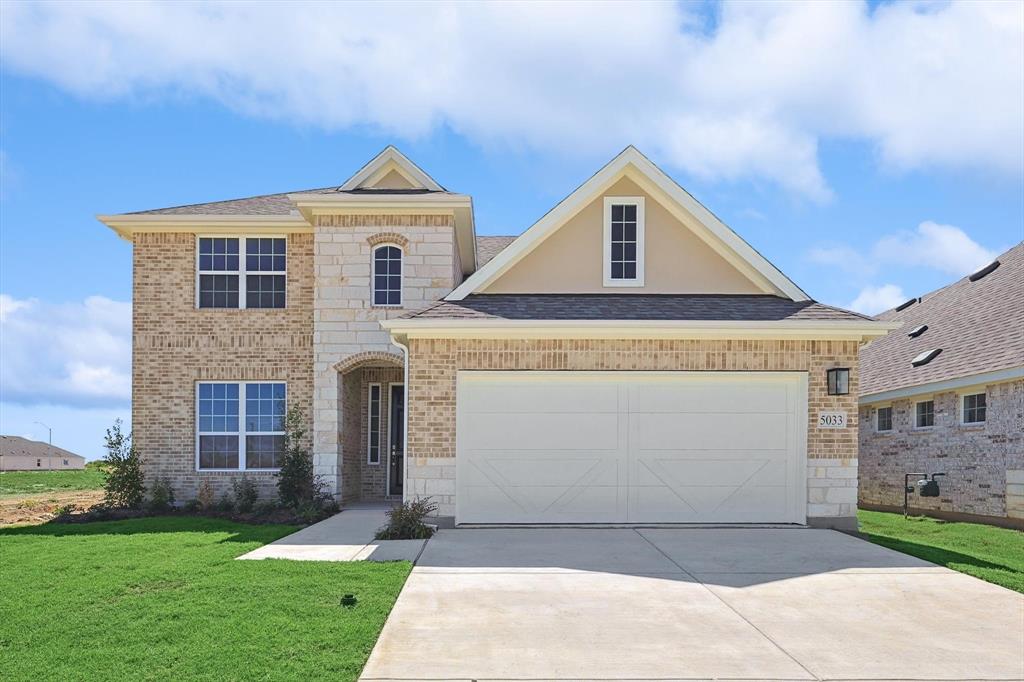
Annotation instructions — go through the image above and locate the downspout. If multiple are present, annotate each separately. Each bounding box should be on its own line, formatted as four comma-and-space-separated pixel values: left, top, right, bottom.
391, 333, 411, 505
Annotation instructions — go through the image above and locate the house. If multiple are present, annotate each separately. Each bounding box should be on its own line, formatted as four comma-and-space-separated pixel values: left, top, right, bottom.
858, 242, 1024, 528
99, 146, 892, 530
0, 436, 86, 470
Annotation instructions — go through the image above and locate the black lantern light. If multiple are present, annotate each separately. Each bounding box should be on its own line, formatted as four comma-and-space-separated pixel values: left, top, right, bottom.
827, 367, 850, 395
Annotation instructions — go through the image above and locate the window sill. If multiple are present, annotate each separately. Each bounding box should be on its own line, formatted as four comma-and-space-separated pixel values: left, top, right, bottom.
602, 280, 645, 288
958, 423, 986, 430
196, 469, 281, 474
370, 305, 404, 310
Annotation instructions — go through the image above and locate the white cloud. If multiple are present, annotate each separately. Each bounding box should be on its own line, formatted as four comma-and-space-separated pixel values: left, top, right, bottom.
847, 284, 907, 316
0, 1, 1020, 199
809, 221, 998, 279
874, 221, 999, 276
0, 294, 131, 408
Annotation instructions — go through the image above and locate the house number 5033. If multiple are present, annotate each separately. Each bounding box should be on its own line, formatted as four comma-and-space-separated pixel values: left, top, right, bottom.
818, 412, 847, 428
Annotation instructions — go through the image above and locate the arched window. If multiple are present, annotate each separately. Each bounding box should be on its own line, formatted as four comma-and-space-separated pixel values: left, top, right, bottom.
372, 245, 402, 306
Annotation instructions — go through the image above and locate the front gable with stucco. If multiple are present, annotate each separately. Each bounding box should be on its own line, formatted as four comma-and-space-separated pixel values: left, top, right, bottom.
100, 145, 892, 529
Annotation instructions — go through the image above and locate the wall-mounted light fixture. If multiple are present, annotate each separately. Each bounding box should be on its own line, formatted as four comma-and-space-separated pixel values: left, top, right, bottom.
827, 368, 850, 395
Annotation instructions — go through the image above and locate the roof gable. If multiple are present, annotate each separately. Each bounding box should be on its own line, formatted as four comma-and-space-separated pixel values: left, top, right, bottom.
448, 146, 809, 302
339, 145, 445, 192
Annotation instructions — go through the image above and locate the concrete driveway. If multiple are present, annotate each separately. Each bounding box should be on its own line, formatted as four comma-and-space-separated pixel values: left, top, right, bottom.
361, 528, 1024, 681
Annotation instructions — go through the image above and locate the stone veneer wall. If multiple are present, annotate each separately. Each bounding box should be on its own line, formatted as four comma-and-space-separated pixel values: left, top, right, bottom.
311, 215, 459, 497
859, 378, 1024, 521
132, 232, 314, 500
405, 338, 860, 526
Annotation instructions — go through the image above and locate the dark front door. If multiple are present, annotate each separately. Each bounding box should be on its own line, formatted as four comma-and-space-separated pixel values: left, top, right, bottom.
388, 384, 404, 497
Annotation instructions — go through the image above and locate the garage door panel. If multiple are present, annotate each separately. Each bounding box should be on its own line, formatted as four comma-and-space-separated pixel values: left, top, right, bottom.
462, 381, 620, 414
464, 455, 622, 487
630, 382, 790, 414
632, 412, 789, 451
456, 372, 805, 525
631, 455, 788, 487
461, 413, 621, 450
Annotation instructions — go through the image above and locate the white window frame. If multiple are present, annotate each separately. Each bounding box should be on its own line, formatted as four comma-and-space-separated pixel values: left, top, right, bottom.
914, 398, 935, 430
367, 383, 383, 465
960, 391, 987, 425
195, 381, 286, 472
371, 243, 404, 307
603, 196, 645, 287
875, 404, 893, 433
196, 235, 288, 309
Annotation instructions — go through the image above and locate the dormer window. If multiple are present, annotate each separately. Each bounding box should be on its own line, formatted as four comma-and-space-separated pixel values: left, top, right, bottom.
372, 245, 403, 306
603, 197, 645, 287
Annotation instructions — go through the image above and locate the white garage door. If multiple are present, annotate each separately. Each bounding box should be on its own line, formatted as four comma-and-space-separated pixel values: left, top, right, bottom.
456, 371, 807, 524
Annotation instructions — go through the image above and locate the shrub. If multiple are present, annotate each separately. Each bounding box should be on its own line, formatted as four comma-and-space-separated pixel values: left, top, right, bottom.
374, 498, 437, 540
52, 504, 77, 519
215, 492, 234, 513
277, 407, 331, 509
102, 420, 144, 509
182, 499, 201, 513
253, 500, 279, 517
196, 480, 215, 510
232, 476, 258, 513
146, 476, 175, 513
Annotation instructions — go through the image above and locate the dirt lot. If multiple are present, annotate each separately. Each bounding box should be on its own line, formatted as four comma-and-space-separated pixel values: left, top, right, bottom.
0, 490, 105, 526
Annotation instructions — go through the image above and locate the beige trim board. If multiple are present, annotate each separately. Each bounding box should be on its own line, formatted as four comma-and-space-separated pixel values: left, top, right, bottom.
97, 213, 311, 240
339, 145, 445, 192
383, 318, 898, 342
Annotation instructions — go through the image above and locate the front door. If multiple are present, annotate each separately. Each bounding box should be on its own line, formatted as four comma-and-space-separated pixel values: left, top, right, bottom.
388, 384, 404, 497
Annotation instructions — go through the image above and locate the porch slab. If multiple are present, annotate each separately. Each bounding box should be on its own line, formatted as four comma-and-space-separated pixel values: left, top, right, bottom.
237, 507, 423, 562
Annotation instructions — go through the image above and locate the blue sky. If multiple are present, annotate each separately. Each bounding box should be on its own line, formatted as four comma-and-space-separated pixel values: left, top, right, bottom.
1, 1, 1022, 459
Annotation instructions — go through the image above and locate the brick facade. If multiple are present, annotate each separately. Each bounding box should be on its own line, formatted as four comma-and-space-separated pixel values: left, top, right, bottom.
859, 378, 1024, 522
405, 337, 861, 525
132, 232, 314, 500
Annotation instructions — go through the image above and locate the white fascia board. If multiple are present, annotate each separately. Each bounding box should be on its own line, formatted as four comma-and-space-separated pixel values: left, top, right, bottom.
447, 145, 810, 302
96, 213, 311, 240
338, 145, 445, 192
859, 365, 1024, 405
381, 318, 897, 341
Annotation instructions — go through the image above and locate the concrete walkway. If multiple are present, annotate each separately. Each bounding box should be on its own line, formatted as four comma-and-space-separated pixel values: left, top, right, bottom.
237, 506, 424, 562
361, 527, 1024, 681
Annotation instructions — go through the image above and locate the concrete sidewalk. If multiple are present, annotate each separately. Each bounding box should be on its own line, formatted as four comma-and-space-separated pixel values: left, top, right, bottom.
237, 506, 424, 562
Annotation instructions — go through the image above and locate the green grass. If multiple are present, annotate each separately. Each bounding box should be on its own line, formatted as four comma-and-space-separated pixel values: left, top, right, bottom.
0, 517, 411, 681
858, 509, 1024, 593
0, 468, 107, 497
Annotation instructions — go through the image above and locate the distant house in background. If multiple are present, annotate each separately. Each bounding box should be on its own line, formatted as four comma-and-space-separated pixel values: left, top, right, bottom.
0, 436, 87, 471
858, 242, 1024, 528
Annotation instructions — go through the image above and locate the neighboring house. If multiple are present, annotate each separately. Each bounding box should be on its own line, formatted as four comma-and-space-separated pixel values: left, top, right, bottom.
99, 146, 891, 530
859, 242, 1024, 528
0, 436, 86, 471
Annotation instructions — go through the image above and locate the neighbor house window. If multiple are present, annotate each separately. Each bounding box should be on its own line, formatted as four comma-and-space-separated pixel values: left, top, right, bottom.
962, 392, 986, 424
198, 237, 286, 309
877, 406, 893, 432
372, 245, 402, 306
197, 382, 286, 470
367, 384, 382, 465
915, 400, 934, 428
603, 197, 645, 287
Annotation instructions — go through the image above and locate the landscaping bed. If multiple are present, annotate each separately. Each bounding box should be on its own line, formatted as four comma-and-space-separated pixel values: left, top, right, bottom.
0, 516, 411, 681
857, 509, 1024, 593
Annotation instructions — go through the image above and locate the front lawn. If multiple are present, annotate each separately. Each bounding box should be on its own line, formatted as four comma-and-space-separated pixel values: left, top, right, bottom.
0, 468, 107, 497
0, 517, 411, 681
858, 509, 1024, 593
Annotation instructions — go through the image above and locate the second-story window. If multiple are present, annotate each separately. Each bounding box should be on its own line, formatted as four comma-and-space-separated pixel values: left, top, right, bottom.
603, 197, 645, 287
372, 245, 403, 306
198, 237, 286, 309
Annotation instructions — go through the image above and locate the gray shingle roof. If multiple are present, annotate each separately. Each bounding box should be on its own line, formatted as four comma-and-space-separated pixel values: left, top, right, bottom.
860, 241, 1024, 397
0, 436, 85, 461
127, 186, 448, 215
403, 294, 872, 322
476, 236, 517, 267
